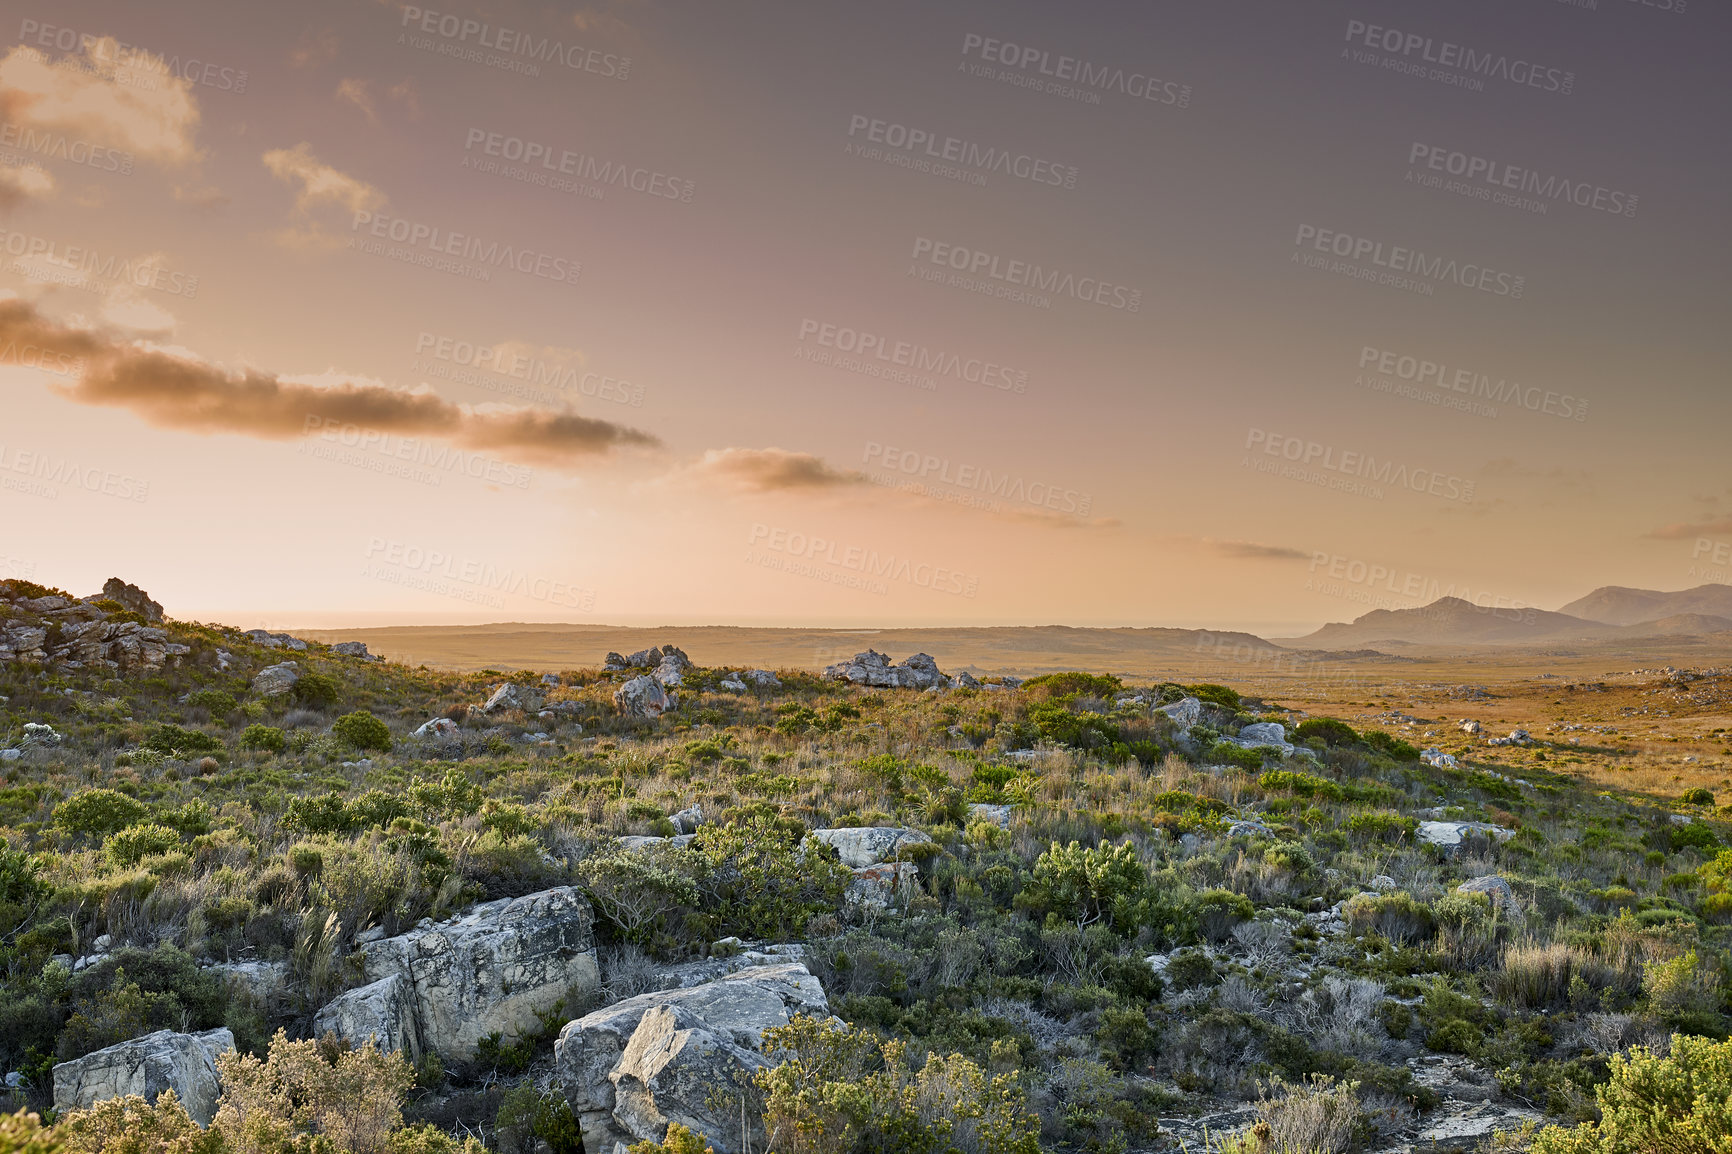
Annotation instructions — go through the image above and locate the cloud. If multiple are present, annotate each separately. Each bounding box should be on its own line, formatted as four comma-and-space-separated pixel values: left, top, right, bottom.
1645, 519, 1732, 541
1204, 539, 1311, 561
694, 447, 865, 491
173, 184, 230, 212
262, 143, 385, 249
289, 29, 341, 69
0, 40, 199, 166
0, 162, 54, 209
335, 79, 419, 125
0, 297, 659, 468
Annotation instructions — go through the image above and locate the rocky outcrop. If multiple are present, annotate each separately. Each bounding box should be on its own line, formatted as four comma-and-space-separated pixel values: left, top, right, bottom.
252, 662, 301, 696
52, 1028, 234, 1125
1422, 747, 1460, 769
1157, 697, 1203, 727
821, 650, 949, 689
413, 717, 458, 738
1488, 728, 1532, 747
811, 827, 932, 868
669, 806, 704, 835
1231, 722, 1293, 755
97, 578, 163, 621
332, 641, 377, 660
846, 862, 918, 910
318, 887, 599, 1062
653, 650, 689, 688
614, 675, 673, 718
0, 584, 188, 670
968, 803, 1015, 828
1457, 875, 1518, 913
244, 629, 309, 651
555, 963, 827, 1154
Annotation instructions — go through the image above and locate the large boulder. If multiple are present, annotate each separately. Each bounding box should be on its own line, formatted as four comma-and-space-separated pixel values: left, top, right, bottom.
1232, 722, 1293, 754
252, 661, 301, 697
52, 1028, 234, 1125
821, 650, 948, 689
1457, 875, 1518, 914
609, 1005, 768, 1153
482, 682, 543, 714
614, 675, 673, 718
811, 827, 932, 868
555, 963, 826, 1154
321, 887, 598, 1062
846, 862, 919, 910
332, 641, 376, 660
313, 973, 422, 1061
1157, 697, 1202, 727
653, 649, 690, 688
1418, 821, 1515, 851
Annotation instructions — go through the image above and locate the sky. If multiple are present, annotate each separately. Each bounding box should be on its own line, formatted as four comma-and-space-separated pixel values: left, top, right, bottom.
0, 0, 1727, 635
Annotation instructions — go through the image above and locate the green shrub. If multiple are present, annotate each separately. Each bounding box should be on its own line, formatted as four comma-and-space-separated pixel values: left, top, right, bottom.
291, 671, 341, 709
1671, 822, 1720, 853
239, 724, 286, 753
332, 711, 392, 752
1529, 1034, 1732, 1154
1259, 769, 1344, 801
104, 822, 182, 866
1681, 788, 1716, 806
1020, 841, 1148, 931
1342, 892, 1435, 944
186, 689, 237, 716
1294, 719, 1359, 746
1195, 889, 1254, 942
1345, 811, 1417, 841
140, 723, 224, 756
54, 788, 147, 837
1362, 731, 1420, 761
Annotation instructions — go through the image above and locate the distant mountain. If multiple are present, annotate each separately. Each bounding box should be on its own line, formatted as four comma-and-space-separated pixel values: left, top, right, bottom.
1558, 584, 1732, 626
1282, 597, 1618, 649
1613, 612, 1732, 636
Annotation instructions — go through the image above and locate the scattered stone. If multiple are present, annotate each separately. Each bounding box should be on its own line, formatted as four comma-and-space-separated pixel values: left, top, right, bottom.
331, 641, 377, 660
244, 629, 309, 651
541, 673, 562, 687
653, 651, 689, 688
555, 963, 827, 1154
619, 834, 698, 851
614, 675, 674, 718
0, 750, 19, 762
1458, 876, 1518, 913
482, 682, 544, 714
1459, 720, 1483, 736
669, 806, 704, 835
1421, 747, 1459, 769
413, 717, 458, 738
252, 661, 301, 697
1232, 722, 1293, 755
967, 803, 1015, 828
811, 827, 933, 868
603, 651, 629, 671
1227, 820, 1272, 837
1487, 728, 1533, 747
742, 670, 781, 688
1418, 821, 1516, 851
52, 1028, 234, 1126
1156, 697, 1202, 727
821, 650, 951, 689
1370, 875, 1397, 891
718, 674, 748, 693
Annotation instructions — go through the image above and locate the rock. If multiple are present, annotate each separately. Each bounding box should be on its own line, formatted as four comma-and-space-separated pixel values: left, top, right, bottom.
949, 670, 980, 689
91, 934, 112, 952
614, 675, 673, 718
609, 1004, 768, 1153
652, 650, 689, 688
619, 834, 698, 851
214, 650, 234, 672
98, 578, 163, 622
810, 827, 932, 868
244, 629, 309, 651
1157, 697, 1202, 727
52, 1027, 234, 1125
603, 652, 629, 671
1487, 728, 1532, 747
0, 750, 19, 762
1459, 720, 1483, 736
332, 641, 376, 660
742, 670, 781, 689
1231, 722, 1293, 755
209, 960, 289, 1001
555, 963, 827, 1154
1418, 821, 1516, 851
1416, 1102, 1544, 1149
252, 661, 301, 697
625, 647, 662, 668
1421, 747, 1459, 769
541, 673, 562, 687
820, 650, 949, 690
482, 683, 544, 714
332, 887, 598, 1061
1457, 875, 1518, 913
669, 806, 704, 835
1227, 820, 1272, 837
1370, 875, 1397, 892
967, 803, 1015, 828
413, 717, 458, 738
314, 973, 423, 1061
718, 675, 747, 693
846, 862, 918, 910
